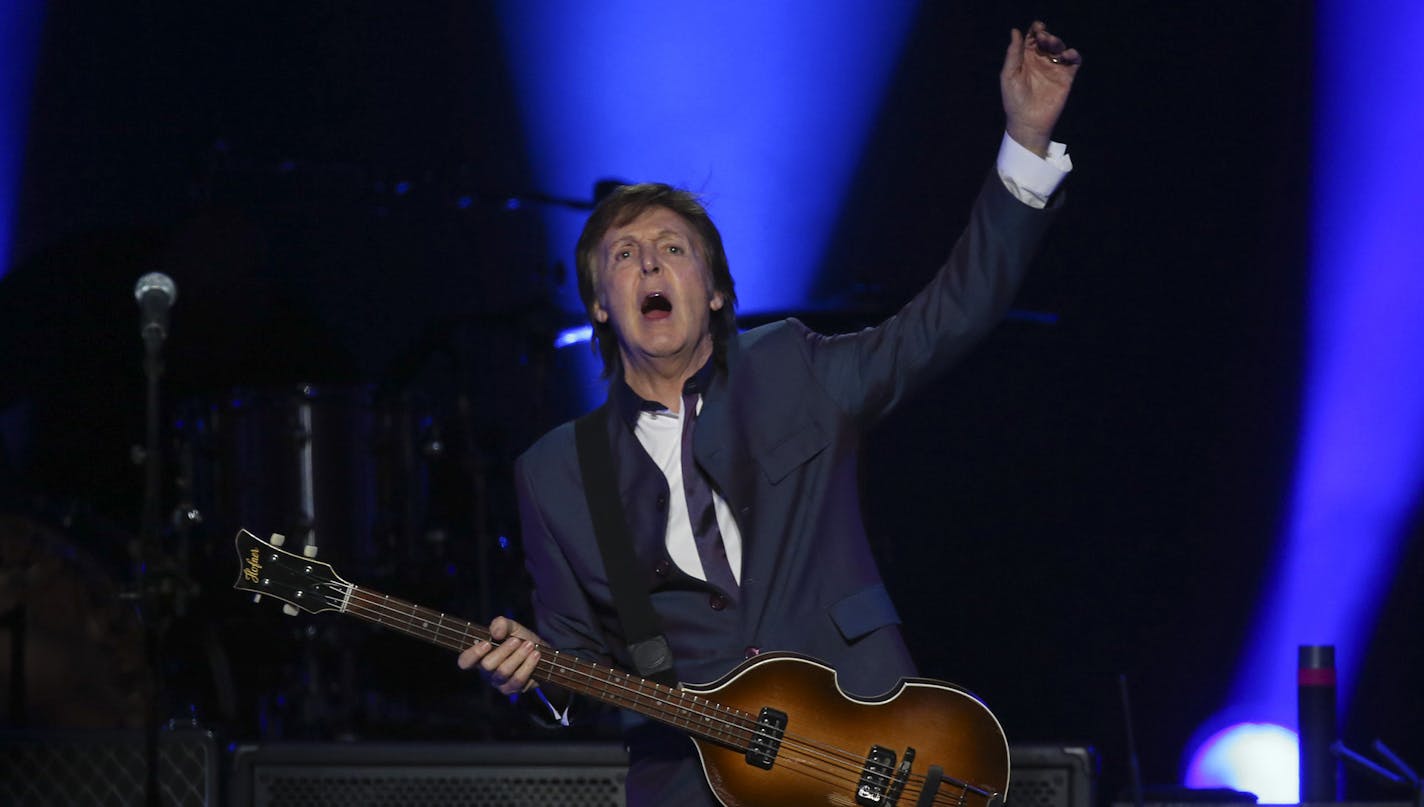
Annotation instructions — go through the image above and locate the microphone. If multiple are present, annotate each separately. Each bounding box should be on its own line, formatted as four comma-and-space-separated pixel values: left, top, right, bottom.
133, 272, 177, 343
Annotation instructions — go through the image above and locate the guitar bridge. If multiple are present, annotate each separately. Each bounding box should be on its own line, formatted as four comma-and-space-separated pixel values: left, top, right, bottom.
745, 707, 787, 769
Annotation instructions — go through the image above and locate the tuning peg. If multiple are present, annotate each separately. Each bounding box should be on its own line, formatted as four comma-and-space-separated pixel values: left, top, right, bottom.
270, 533, 286, 547
282, 604, 299, 616
303, 544, 318, 558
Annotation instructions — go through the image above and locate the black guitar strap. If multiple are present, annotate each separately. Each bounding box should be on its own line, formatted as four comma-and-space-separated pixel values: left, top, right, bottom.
574, 405, 679, 686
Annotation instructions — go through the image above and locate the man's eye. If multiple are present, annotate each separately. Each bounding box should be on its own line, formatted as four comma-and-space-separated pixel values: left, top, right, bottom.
616, 249, 632, 260
667, 245, 682, 255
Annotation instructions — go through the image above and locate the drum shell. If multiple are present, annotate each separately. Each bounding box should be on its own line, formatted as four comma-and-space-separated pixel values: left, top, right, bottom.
180, 385, 395, 564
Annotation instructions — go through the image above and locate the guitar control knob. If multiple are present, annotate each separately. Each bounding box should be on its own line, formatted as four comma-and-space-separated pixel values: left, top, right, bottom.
252, 594, 263, 604
303, 544, 318, 558
282, 604, 299, 616
270, 533, 287, 547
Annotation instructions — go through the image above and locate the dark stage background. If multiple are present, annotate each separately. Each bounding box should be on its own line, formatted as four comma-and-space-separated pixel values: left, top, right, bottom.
1, 1, 1420, 804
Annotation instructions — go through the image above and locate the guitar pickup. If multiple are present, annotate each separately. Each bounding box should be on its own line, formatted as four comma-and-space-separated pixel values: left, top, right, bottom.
857, 744, 897, 805
745, 707, 787, 769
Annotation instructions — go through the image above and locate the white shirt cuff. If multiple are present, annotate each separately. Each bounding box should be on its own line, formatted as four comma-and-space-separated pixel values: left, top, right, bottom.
996, 132, 1072, 209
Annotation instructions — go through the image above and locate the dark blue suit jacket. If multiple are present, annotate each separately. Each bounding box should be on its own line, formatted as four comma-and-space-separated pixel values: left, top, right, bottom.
513, 171, 1059, 804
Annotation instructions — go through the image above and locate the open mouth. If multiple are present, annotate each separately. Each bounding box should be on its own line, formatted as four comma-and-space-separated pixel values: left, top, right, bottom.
641, 293, 672, 318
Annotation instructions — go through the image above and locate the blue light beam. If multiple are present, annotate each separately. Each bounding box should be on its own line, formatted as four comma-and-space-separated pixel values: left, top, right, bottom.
0, 2, 44, 279
1187, 0, 1424, 799
495, 0, 920, 320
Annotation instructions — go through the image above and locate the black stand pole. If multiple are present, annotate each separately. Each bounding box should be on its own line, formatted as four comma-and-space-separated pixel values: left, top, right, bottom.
140, 330, 166, 807
1299, 645, 1339, 802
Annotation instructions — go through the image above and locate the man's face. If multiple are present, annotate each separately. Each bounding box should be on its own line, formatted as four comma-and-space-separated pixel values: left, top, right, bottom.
591, 206, 724, 370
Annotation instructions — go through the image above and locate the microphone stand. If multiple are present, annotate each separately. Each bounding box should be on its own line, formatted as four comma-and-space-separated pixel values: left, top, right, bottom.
133, 274, 192, 807
139, 322, 166, 807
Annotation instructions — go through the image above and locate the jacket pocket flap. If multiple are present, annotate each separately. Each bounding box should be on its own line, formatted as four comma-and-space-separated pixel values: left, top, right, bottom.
756, 419, 828, 484
828, 583, 901, 642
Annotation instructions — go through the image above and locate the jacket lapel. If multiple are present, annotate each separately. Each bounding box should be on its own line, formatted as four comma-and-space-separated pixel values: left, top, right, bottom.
691, 339, 770, 631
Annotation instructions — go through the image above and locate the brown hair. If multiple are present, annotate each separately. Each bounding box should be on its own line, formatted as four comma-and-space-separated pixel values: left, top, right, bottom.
575, 183, 738, 377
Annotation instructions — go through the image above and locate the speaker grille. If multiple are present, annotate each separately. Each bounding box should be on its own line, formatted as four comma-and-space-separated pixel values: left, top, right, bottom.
0, 729, 216, 807
1009, 745, 1096, 807
234, 742, 627, 807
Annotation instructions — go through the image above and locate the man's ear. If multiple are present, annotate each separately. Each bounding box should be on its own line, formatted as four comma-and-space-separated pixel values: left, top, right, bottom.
592, 301, 609, 323
710, 291, 724, 311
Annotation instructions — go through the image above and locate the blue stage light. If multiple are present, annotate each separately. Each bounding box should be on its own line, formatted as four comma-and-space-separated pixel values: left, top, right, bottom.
1187, 0, 1424, 797
0, 2, 43, 279
554, 324, 593, 349
1185, 723, 1297, 804
495, 0, 919, 332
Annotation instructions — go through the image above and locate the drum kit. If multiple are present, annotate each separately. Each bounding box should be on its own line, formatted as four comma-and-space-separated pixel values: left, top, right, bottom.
170, 375, 534, 740
2, 344, 552, 743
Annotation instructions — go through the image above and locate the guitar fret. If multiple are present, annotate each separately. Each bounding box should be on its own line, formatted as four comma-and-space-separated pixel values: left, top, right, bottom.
687, 693, 699, 732
695, 695, 715, 739
621, 672, 636, 713
667, 689, 680, 728
649, 683, 663, 725
698, 696, 716, 740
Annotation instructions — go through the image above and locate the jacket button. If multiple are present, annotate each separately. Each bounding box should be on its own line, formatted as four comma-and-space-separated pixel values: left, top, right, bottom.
745, 646, 760, 658
654, 559, 671, 577
709, 593, 727, 611
655, 494, 667, 510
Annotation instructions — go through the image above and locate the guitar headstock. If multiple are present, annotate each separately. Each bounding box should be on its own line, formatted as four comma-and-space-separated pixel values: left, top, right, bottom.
233, 529, 350, 615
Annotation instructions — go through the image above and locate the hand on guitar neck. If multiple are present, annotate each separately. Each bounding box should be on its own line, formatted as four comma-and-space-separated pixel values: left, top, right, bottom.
456, 616, 545, 696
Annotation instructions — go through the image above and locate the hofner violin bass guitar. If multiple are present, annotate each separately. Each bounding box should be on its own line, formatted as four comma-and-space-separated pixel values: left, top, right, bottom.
234, 529, 1011, 807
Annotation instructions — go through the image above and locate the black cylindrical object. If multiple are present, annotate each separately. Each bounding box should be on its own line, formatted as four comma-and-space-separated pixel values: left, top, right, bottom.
1299, 644, 1339, 802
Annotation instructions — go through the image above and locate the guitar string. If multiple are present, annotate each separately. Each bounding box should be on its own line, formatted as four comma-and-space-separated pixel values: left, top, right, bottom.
335, 585, 982, 803
340, 589, 897, 767
336, 588, 898, 792
336, 586, 985, 802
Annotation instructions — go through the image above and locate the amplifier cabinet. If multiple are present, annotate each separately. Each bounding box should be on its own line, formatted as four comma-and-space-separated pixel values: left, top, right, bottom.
0, 728, 217, 806
1010, 744, 1097, 807
230, 741, 628, 807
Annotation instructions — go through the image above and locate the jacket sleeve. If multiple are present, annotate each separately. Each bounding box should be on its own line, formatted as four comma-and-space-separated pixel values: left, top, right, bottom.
515, 446, 611, 664
511, 444, 612, 727
798, 169, 1061, 426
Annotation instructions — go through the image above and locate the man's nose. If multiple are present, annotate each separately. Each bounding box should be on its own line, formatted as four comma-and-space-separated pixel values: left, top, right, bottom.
641, 253, 660, 274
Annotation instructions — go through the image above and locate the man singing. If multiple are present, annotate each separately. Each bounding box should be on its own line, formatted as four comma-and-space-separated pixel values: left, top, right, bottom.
461, 21, 1081, 805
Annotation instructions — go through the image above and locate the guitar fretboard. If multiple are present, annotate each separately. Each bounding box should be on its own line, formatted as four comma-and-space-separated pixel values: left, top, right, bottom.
340, 585, 758, 750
